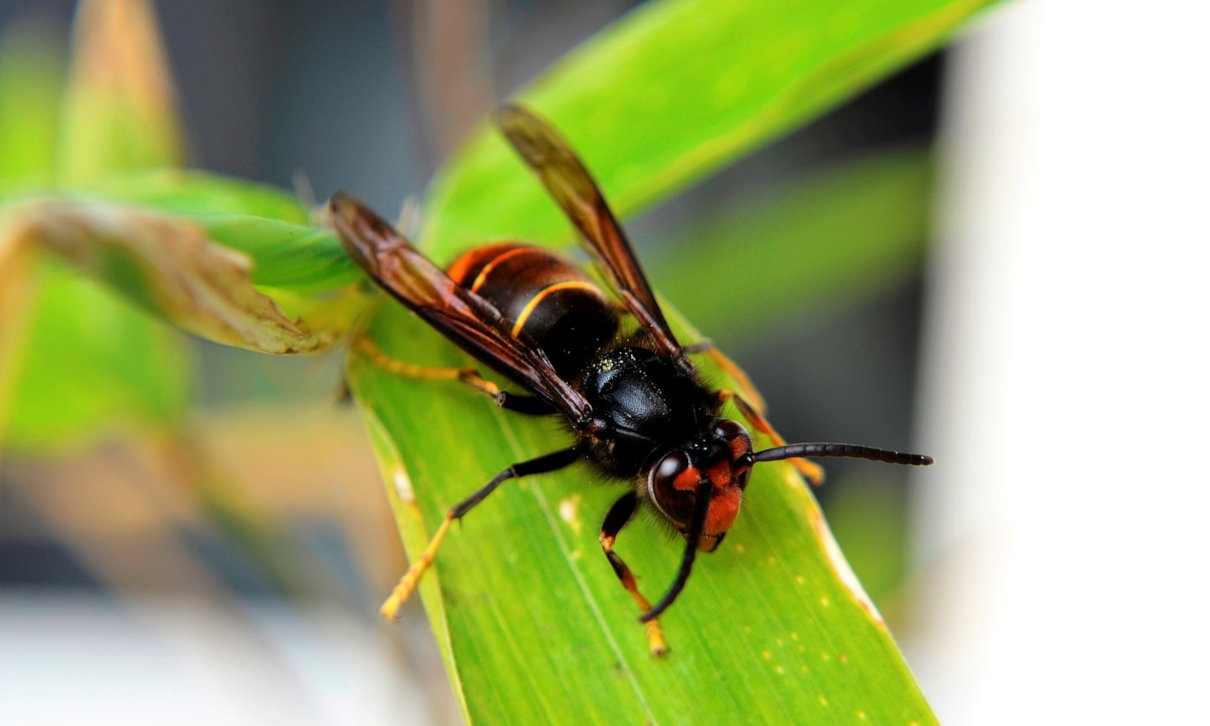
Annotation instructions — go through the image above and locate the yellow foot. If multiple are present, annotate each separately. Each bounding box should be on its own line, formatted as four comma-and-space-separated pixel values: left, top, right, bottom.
379, 515, 453, 621
645, 620, 669, 657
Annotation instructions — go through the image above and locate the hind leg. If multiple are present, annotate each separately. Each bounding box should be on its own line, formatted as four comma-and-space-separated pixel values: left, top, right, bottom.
352, 336, 555, 414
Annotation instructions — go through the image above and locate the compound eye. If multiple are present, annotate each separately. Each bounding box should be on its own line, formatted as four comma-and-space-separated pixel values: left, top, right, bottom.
647, 450, 698, 527
713, 419, 745, 440
714, 419, 753, 466
653, 450, 689, 485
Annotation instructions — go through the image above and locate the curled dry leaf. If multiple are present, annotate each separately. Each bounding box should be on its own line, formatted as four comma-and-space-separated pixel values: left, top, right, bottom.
3, 200, 357, 354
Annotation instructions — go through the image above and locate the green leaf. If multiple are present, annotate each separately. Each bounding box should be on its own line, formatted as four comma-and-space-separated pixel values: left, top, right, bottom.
423, 0, 995, 252
55, 169, 367, 337
2, 196, 365, 355
78, 168, 311, 223
55, 169, 361, 296
350, 305, 933, 724
347, 0, 994, 720
654, 149, 933, 343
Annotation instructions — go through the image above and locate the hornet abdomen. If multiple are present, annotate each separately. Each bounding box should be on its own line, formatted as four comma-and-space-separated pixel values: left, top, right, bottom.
447, 243, 619, 376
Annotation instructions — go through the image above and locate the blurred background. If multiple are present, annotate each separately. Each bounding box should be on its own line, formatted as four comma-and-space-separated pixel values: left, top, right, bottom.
1, 1, 1206, 724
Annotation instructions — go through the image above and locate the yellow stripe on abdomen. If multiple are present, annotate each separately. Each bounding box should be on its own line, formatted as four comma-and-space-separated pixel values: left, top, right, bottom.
470, 246, 542, 293
510, 280, 604, 338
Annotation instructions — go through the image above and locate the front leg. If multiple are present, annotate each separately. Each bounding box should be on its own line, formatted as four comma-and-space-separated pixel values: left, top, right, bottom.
599, 492, 669, 656
684, 339, 766, 413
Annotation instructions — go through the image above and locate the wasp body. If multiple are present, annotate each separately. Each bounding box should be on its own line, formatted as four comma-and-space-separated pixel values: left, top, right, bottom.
331, 105, 932, 655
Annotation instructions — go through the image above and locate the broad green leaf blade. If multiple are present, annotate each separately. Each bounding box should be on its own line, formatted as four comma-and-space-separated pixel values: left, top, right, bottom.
348, 303, 934, 723
422, 0, 996, 252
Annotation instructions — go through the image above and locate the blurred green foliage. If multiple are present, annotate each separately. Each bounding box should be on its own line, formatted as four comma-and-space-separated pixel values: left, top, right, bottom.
0, 3, 191, 451
654, 149, 932, 342
3, 257, 190, 449
0, 25, 62, 191
826, 475, 912, 603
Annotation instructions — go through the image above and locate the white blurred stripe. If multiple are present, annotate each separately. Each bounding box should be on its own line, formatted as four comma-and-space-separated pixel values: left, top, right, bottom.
910, 2, 1210, 723
0, 594, 432, 726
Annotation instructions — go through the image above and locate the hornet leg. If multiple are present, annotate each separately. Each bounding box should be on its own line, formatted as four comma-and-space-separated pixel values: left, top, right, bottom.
380, 447, 580, 620
353, 335, 555, 415
684, 340, 766, 413
599, 492, 668, 656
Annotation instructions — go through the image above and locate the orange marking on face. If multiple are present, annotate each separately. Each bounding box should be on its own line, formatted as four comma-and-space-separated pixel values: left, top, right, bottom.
728, 434, 751, 461
673, 466, 700, 491
706, 461, 731, 489
704, 486, 742, 536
